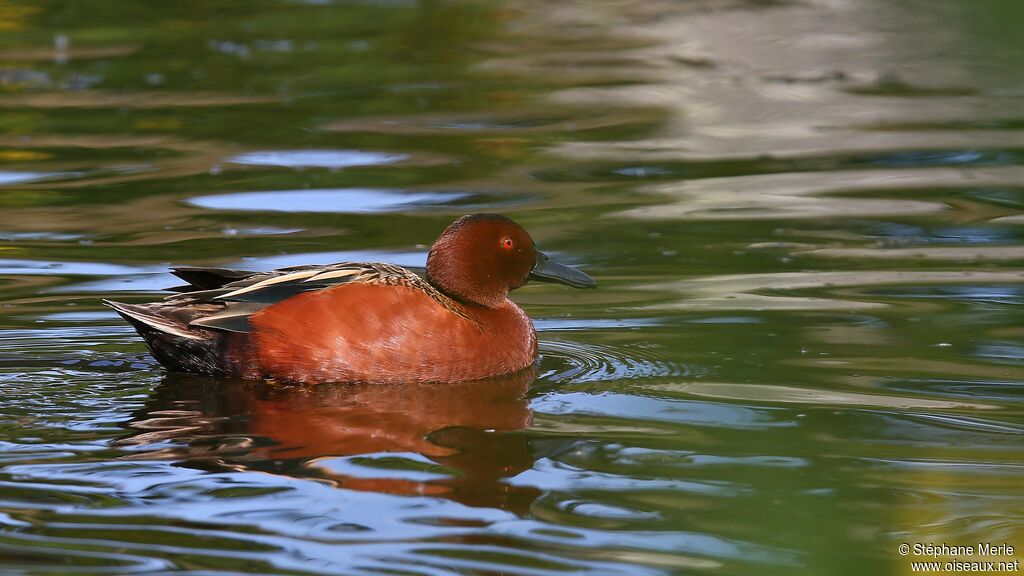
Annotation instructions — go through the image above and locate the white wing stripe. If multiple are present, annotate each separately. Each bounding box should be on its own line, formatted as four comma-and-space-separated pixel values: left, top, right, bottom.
304, 268, 363, 283
217, 270, 320, 299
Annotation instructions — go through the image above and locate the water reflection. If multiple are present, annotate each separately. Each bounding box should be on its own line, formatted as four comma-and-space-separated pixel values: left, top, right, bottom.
226, 150, 407, 169
188, 188, 471, 213
0, 170, 58, 185
121, 368, 548, 511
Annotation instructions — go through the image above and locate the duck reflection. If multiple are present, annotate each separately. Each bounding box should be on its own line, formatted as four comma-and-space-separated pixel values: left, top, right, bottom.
120, 367, 547, 511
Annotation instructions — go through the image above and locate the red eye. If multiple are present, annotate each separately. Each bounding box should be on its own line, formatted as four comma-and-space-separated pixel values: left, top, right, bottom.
501, 237, 514, 250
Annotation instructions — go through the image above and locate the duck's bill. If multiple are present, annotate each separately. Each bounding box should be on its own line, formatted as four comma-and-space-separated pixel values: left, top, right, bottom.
529, 251, 596, 289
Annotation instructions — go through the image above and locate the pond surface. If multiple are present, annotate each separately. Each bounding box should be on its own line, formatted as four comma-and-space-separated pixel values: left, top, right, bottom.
1, 0, 1023, 574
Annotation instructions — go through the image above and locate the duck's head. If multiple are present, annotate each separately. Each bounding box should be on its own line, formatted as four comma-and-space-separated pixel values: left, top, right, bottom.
426, 213, 596, 308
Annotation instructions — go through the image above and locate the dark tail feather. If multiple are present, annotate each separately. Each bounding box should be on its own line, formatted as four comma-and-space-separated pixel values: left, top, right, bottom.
170, 267, 258, 291
103, 299, 227, 376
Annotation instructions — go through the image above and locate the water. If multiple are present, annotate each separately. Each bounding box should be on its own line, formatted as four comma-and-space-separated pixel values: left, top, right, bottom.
1, 0, 1023, 573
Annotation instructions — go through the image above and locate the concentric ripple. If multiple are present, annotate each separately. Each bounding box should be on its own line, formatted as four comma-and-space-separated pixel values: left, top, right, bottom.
538, 339, 699, 383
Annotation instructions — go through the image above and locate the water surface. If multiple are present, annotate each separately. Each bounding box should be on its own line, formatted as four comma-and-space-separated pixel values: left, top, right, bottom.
1, 0, 1023, 574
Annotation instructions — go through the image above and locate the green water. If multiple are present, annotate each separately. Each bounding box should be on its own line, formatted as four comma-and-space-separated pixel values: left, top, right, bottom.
1, 0, 1023, 574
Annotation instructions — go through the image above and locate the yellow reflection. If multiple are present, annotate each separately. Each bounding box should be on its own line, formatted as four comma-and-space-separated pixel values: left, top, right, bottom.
0, 1, 39, 31
891, 453, 1024, 576
0, 150, 50, 161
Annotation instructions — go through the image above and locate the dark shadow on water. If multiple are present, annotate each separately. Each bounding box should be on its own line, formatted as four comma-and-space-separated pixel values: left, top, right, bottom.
118, 368, 557, 512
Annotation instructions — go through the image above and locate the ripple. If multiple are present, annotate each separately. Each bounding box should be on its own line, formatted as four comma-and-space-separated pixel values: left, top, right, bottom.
221, 226, 304, 236
538, 339, 694, 382
616, 166, 1024, 221
0, 258, 164, 276
803, 246, 1024, 262
973, 343, 1024, 365
533, 392, 792, 430
508, 458, 738, 496
0, 540, 173, 572
640, 270, 1024, 312
40, 311, 127, 322
556, 498, 661, 520
324, 107, 664, 136
606, 445, 808, 470
867, 285, 1024, 305
858, 221, 1020, 246
494, 517, 797, 569
534, 318, 659, 331
883, 378, 1024, 403
0, 230, 88, 241
849, 149, 1018, 168
188, 188, 470, 213
659, 381, 998, 410
226, 149, 406, 168
312, 453, 456, 483
1, 460, 656, 573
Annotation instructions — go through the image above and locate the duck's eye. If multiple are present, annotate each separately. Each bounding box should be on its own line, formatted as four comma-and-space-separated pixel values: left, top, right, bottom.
501, 237, 514, 250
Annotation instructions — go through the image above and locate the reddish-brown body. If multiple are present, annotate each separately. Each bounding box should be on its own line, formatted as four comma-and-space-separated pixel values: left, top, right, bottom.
235, 283, 537, 384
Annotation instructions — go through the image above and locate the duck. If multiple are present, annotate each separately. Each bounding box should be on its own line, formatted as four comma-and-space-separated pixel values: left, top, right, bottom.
104, 213, 595, 384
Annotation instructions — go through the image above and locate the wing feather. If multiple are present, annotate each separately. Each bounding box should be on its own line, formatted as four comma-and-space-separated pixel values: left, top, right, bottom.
170, 266, 260, 290
303, 268, 364, 283
189, 302, 266, 333
147, 262, 456, 334
217, 269, 322, 300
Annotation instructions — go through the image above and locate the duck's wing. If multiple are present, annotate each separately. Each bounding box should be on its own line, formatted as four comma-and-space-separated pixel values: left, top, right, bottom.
106, 262, 461, 375
163, 264, 324, 295
162, 262, 452, 333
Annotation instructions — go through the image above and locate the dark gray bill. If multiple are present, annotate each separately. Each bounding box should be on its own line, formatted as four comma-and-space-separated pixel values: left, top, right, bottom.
529, 251, 596, 288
